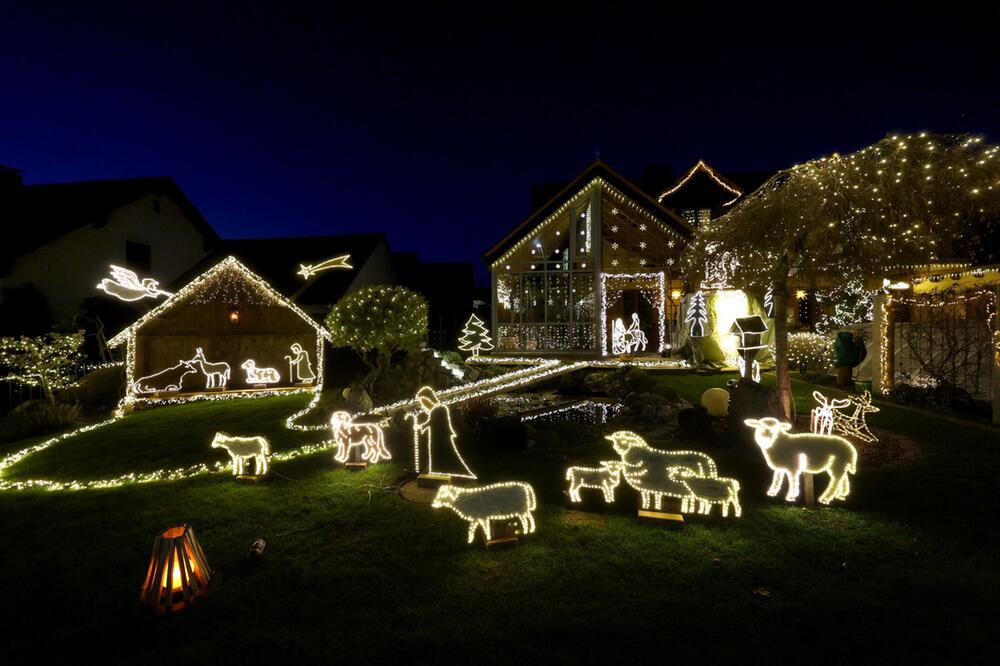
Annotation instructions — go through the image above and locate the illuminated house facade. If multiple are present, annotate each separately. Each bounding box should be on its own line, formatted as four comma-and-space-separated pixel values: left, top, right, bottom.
483, 161, 693, 355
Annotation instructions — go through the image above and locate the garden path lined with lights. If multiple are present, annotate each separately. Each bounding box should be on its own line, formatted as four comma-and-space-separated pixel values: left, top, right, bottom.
0, 356, 687, 492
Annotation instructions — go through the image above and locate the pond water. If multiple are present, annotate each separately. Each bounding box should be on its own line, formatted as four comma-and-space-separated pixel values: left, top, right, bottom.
520, 400, 623, 425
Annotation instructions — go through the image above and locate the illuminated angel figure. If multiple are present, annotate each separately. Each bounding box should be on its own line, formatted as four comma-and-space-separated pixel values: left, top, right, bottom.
409, 386, 476, 479
96, 265, 172, 301
284, 343, 315, 383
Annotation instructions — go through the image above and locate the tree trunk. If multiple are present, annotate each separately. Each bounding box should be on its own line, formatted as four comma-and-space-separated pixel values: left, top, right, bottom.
772, 264, 792, 420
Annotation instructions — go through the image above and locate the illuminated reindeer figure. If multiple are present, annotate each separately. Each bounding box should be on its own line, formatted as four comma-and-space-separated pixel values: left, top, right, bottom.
832, 390, 880, 443
810, 391, 850, 435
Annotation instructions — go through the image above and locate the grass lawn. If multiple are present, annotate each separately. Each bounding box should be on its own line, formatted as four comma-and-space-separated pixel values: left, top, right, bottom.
1, 372, 997, 663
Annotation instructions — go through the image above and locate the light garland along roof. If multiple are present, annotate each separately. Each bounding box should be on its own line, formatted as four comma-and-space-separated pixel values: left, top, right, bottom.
657, 159, 744, 206
107, 256, 333, 348
484, 160, 692, 268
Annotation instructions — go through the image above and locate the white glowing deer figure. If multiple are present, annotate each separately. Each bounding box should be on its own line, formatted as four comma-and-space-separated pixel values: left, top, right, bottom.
833, 391, 880, 443
810, 391, 850, 435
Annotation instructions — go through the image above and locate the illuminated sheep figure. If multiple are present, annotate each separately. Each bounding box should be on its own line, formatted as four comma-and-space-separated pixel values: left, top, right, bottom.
241, 360, 281, 385
670, 469, 742, 517
431, 482, 537, 544
744, 417, 857, 504
329, 411, 391, 464
606, 431, 718, 511
211, 432, 270, 477
565, 462, 622, 503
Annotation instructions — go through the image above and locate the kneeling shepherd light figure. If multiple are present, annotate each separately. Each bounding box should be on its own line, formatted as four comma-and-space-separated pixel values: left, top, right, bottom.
744, 417, 857, 505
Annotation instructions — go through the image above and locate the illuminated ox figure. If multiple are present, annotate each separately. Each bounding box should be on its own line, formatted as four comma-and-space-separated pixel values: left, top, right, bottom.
329, 411, 391, 464
744, 417, 857, 505
211, 432, 270, 477
432, 482, 537, 544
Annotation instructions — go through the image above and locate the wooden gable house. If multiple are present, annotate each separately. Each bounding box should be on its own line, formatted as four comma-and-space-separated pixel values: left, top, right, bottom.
108, 256, 332, 404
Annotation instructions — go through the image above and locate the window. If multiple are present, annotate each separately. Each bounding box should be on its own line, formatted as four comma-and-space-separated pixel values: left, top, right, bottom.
697, 209, 712, 226
125, 241, 152, 273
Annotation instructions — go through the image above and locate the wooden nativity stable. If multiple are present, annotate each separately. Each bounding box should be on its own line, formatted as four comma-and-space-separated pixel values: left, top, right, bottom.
108, 256, 332, 405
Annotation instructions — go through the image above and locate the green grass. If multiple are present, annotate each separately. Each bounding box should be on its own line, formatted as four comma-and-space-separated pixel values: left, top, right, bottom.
0, 375, 997, 662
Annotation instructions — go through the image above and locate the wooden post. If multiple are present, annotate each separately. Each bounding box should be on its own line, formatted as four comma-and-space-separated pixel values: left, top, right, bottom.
802, 473, 815, 507
772, 262, 792, 419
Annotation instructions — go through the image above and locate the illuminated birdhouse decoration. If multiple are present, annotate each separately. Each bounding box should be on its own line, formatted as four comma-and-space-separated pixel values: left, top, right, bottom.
729, 315, 768, 381
139, 524, 212, 613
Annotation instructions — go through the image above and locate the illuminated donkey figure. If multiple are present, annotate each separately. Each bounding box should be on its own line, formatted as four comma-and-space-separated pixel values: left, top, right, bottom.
211, 432, 270, 476
192, 347, 231, 389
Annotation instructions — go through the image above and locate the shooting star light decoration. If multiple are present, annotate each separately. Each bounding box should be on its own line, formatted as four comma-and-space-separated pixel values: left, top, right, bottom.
97, 265, 173, 301
297, 254, 353, 280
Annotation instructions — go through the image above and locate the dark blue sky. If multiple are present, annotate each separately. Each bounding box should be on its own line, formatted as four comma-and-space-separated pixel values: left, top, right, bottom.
3, 4, 999, 284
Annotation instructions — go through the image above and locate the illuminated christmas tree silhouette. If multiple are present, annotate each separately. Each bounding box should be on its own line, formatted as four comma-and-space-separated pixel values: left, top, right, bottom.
685, 291, 708, 337
458, 314, 494, 356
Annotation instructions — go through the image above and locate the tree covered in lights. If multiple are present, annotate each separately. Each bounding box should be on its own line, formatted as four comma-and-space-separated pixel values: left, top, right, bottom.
326, 285, 428, 396
684, 132, 1000, 416
0, 330, 85, 402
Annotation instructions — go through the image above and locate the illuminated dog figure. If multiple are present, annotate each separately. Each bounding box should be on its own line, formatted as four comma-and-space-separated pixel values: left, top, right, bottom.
211, 432, 270, 476
670, 469, 742, 517
329, 411, 391, 464
432, 482, 537, 544
241, 360, 280, 385
744, 417, 857, 504
565, 462, 622, 503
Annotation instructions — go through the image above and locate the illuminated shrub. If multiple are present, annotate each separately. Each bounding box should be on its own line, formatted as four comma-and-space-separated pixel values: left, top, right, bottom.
781, 332, 835, 375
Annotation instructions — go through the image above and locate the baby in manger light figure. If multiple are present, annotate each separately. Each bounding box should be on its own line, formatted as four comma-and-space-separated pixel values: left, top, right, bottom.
409, 387, 476, 479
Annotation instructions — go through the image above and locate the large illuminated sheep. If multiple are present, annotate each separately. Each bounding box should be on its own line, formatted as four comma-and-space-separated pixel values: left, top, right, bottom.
431, 482, 537, 544
605, 431, 719, 510
744, 417, 857, 504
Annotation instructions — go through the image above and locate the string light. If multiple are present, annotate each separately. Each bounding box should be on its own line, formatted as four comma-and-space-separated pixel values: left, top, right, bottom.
330, 411, 391, 464
431, 482, 538, 544
408, 386, 476, 479
668, 469, 742, 518
600, 273, 667, 355
565, 464, 621, 503
296, 254, 353, 279
458, 314, 494, 357
97, 265, 172, 301
811, 390, 880, 443
658, 160, 744, 206
241, 359, 281, 385
611, 313, 648, 355
744, 417, 857, 504
685, 291, 708, 337
210, 433, 270, 477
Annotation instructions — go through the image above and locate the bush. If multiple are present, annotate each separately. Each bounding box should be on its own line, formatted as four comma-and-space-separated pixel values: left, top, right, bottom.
782, 332, 835, 375
0, 400, 82, 441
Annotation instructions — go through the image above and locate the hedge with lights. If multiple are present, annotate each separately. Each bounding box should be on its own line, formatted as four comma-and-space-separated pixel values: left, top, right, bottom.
0, 330, 85, 402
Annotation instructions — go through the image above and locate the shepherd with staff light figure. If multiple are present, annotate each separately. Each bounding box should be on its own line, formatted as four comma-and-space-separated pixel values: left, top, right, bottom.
408, 386, 476, 479
284, 343, 315, 384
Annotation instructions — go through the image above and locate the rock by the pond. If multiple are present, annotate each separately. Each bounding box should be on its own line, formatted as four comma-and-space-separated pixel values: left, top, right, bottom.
679, 406, 716, 443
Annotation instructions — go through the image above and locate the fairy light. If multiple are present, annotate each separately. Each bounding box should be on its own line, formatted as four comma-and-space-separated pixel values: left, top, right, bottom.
458, 314, 494, 357
296, 254, 353, 279
431, 482, 537, 544
685, 291, 708, 337
658, 160, 744, 206
330, 412, 391, 464
810, 390, 880, 443
241, 359, 281, 385
210, 433, 270, 476
97, 265, 172, 301
600, 273, 667, 355
566, 463, 621, 503
408, 386, 476, 479
744, 417, 857, 505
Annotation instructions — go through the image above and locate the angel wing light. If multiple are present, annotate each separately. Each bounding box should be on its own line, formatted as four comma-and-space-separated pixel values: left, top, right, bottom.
96, 265, 173, 302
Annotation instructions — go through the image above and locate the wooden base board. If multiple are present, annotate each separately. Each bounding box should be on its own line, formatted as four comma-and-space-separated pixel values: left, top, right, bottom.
417, 473, 452, 489
637, 509, 685, 528
484, 521, 519, 550
345, 462, 368, 472
235, 475, 265, 483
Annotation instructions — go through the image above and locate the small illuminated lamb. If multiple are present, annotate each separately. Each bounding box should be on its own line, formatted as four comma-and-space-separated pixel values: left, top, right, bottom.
565, 461, 622, 503
241, 360, 281, 385
431, 482, 537, 544
744, 417, 857, 504
211, 432, 270, 476
669, 469, 742, 517
329, 411, 391, 464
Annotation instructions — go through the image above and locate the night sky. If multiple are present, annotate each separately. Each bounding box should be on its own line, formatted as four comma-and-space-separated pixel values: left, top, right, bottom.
3, 4, 999, 285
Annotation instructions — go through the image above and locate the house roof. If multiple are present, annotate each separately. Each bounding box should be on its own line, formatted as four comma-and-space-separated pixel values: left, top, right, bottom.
657, 160, 773, 210
0, 176, 218, 269
483, 160, 693, 267
174, 234, 389, 308
107, 256, 333, 348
